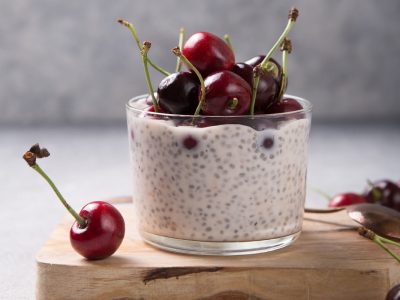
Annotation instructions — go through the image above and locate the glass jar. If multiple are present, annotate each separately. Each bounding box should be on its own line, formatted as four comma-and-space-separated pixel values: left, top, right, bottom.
126, 94, 312, 255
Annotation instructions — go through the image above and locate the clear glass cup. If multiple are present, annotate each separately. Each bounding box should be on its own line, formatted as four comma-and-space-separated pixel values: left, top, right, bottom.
126, 94, 312, 255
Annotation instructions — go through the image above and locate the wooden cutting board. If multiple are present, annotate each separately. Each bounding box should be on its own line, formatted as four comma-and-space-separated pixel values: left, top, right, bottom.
36, 197, 400, 300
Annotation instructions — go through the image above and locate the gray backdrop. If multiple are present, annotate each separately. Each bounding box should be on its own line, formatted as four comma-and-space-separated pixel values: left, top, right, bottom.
1, 0, 400, 126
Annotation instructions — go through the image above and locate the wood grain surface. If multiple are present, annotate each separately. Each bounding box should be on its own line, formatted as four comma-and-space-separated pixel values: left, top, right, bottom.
36, 198, 400, 300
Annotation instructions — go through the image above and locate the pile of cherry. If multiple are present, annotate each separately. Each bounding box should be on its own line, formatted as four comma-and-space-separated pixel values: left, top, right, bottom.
156, 36, 299, 116
327, 179, 400, 212
119, 7, 302, 119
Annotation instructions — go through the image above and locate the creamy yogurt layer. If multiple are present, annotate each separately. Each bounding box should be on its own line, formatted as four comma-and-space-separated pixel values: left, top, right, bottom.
128, 115, 310, 242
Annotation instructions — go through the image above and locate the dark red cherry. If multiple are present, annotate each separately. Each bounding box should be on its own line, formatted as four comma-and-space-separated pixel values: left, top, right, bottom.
386, 284, 400, 300
364, 180, 400, 211
244, 55, 263, 67
266, 97, 303, 114
232, 62, 253, 87
254, 72, 279, 113
244, 56, 282, 81
244, 56, 282, 113
328, 193, 366, 208
157, 72, 199, 114
202, 71, 251, 116
232, 62, 279, 113
182, 32, 235, 76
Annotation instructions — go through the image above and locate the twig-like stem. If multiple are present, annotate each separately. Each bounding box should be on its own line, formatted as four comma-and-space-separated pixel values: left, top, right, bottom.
358, 227, 400, 263
23, 147, 87, 228
249, 7, 299, 115
117, 19, 170, 76
175, 27, 185, 72
277, 38, 292, 101
223, 34, 233, 51
172, 47, 205, 117
29, 143, 50, 158
142, 41, 158, 112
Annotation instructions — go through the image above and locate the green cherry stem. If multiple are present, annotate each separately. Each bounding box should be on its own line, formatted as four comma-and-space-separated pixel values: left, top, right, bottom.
308, 185, 332, 201
117, 19, 170, 76
22, 150, 87, 228
142, 41, 158, 112
228, 97, 239, 110
223, 34, 233, 51
277, 38, 292, 102
359, 227, 400, 263
172, 47, 205, 117
249, 7, 299, 115
175, 27, 185, 72
367, 179, 382, 202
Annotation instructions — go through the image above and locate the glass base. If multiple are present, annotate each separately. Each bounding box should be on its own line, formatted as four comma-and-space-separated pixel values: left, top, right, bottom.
140, 231, 301, 256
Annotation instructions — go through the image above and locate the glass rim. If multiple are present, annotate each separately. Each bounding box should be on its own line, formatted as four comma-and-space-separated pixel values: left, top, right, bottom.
126, 94, 312, 119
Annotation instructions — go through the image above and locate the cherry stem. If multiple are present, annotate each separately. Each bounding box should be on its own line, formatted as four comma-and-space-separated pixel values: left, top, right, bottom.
175, 27, 185, 72
228, 97, 239, 110
172, 47, 205, 117
249, 7, 299, 115
308, 185, 332, 201
223, 34, 233, 51
367, 179, 382, 202
277, 38, 292, 102
23, 150, 87, 228
117, 19, 170, 76
359, 227, 400, 263
141, 41, 159, 112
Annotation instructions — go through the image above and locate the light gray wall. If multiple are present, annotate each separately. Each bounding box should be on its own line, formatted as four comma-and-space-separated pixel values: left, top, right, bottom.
1, 0, 400, 125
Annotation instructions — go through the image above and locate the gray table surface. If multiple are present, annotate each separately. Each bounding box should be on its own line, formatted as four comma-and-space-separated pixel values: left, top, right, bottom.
1, 123, 399, 299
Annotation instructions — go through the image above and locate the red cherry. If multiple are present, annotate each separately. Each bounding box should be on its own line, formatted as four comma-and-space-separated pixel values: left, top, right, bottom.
328, 193, 367, 208
182, 32, 235, 76
70, 201, 125, 260
266, 97, 303, 114
202, 71, 251, 116
22, 144, 126, 261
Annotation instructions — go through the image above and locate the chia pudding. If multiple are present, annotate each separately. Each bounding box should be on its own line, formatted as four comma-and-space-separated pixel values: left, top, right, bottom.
127, 95, 311, 243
